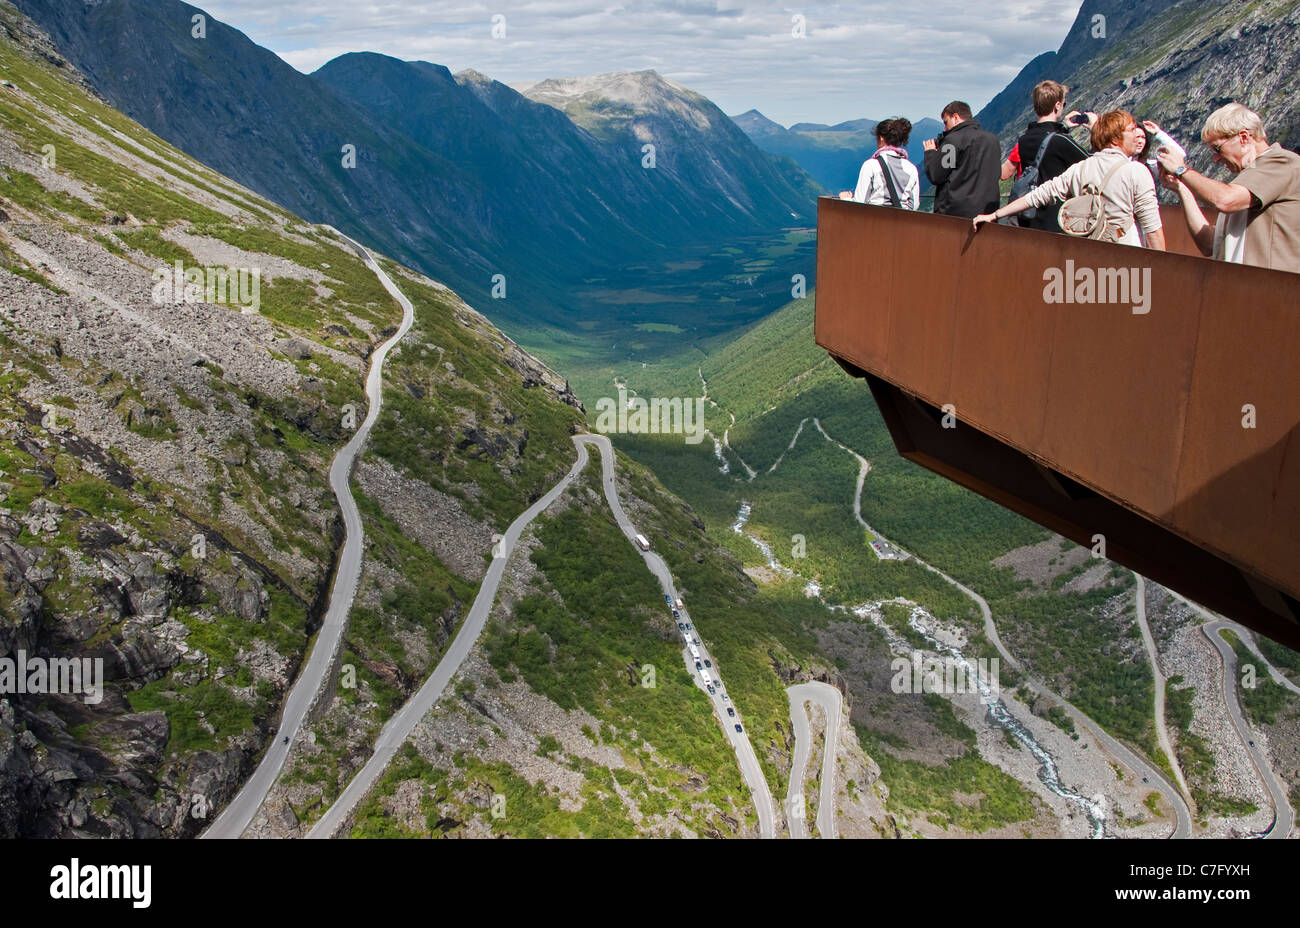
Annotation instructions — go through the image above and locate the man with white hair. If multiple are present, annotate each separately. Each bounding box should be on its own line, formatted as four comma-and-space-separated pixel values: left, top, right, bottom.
1157, 102, 1300, 273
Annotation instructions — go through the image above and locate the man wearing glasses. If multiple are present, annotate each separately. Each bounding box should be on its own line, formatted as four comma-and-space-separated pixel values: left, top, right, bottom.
1157, 103, 1300, 273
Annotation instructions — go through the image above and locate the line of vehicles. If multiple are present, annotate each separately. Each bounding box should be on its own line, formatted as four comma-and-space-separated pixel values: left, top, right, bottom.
668, 593, 743, 734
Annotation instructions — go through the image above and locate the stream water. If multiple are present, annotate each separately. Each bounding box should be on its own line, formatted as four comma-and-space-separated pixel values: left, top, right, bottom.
732, 501, 1108, 838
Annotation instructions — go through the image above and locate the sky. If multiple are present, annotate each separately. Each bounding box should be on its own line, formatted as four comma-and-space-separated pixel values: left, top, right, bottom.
197, 1, 1086, 127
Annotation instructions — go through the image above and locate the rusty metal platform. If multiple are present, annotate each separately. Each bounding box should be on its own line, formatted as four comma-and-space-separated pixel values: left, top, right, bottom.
815, 198, 1300, 649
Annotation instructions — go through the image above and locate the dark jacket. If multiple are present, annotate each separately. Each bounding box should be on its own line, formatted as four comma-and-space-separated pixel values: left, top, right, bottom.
1013, 120, 1091, 232
924, 118, 1001, 218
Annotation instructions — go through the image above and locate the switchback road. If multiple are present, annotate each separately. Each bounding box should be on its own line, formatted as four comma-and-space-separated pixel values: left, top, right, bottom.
786, 682, 841, 839
204, 229, 414, 839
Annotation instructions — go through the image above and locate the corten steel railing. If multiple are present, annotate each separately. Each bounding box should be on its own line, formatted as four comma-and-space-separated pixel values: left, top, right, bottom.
815, 198, 1300, 649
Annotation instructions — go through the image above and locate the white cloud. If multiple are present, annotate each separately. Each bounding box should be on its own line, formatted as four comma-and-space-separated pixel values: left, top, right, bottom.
197, 0, 1085, 124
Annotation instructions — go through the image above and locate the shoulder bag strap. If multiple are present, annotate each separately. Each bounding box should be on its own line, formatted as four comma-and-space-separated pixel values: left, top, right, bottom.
875, 154, 901, 208
1030, 131, 1058, 174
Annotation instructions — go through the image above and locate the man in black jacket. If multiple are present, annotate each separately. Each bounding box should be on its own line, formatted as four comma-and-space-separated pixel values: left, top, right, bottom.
1006, 81, 1094, 232
923, 101, 1001, 218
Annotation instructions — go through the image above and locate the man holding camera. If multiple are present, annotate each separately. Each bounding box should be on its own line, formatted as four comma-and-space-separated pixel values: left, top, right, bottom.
1003, 81, 1095, 232
922, 101, 1002, 218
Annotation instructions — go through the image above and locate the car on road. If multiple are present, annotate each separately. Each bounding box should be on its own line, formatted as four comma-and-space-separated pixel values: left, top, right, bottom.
695, 661, 703, 670
675, 598, 684, 610
677, 623, 685, 630
672, 610, 680, 619
704, 659, 711, 668
734, 724, 743, 733
727, 707, 736, 717
721, 693, 729, 701
684, 623, 692, 630
707, 685, 716, 694
665, 595, 671, 604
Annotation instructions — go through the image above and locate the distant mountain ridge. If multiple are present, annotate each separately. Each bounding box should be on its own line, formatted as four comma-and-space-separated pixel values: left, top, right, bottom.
12, 0, 818, 336
522, 70, 822, 213
731, 109, 944, 193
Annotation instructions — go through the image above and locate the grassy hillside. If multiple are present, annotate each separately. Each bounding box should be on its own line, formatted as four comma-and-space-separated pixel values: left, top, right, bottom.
0, 5, 587, 837
604, 291, 1177, 792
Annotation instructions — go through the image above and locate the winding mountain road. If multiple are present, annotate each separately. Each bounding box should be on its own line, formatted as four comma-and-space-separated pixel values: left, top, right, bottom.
579, 433, 776, 838
307, 434, 592, 837
1133, 573, 1192, 804
786, 682, 841, 839
204, 228, 414, 838
811, 418, 1192, 838
1198, 618, 1295, 840
307, 433, 777, 838
1163, 592, 1295, 838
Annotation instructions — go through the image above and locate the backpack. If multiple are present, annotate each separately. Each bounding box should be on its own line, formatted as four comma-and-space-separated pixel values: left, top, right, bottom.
1059, 158, 1132, 243
1009, 131, 1059, 222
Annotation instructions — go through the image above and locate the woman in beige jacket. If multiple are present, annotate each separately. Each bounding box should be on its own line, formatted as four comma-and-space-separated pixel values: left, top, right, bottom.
973, 110, 1166, 250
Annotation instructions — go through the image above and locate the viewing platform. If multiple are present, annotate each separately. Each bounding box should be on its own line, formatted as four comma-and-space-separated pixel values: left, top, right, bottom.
815, 198, 1300, 649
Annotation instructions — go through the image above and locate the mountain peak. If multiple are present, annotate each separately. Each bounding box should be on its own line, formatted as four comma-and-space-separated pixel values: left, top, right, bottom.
525, 69, 702, 115
731, 109, 787, 137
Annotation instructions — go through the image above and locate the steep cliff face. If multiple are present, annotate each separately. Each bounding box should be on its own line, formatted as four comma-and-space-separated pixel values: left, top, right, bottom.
0, 1, 582, 837
980, 0, 1300, 173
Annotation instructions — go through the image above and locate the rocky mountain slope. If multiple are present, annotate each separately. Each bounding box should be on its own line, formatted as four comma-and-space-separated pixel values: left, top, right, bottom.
731, 110, 944, 193
0, 1, 589, 836
12, 0, 818, 337
979, 0, 1300, 172
521, 70, 821, 216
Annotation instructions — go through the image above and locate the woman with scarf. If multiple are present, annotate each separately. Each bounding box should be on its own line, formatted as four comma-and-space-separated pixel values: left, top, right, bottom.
851, 118, 921, 210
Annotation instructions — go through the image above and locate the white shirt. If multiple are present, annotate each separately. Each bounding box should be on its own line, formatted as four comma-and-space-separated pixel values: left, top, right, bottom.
853, 151, 921, 209
1213, 210, 1248, 263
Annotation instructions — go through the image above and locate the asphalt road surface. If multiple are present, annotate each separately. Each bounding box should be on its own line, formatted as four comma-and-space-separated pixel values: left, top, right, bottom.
786, 682, 841, 839
1167, 592, 1295, 838
310, 433, 778, 838
203, 228, 413, 839
1204, 620, 1295, 840
579, 434, 777, 839
307, 435, 591, 837
1133, 573, 1192, 802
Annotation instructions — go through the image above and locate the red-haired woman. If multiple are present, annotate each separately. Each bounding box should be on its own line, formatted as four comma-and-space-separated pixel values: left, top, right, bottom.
973, 110, 1165, 249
